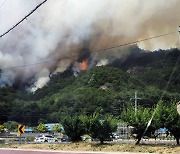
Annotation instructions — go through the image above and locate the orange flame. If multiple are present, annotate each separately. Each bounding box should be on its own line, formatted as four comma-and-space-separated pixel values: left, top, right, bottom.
80, 59, 88, 71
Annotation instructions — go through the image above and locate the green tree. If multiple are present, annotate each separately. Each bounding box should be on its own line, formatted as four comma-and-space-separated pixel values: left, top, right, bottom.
52, 124, 62, 133
0, 87, 16, 124
121, 106, 158, 145
0, 124, 4, 132
155, 101, 180, 145
88, 113, 117, 144
38, 119, 47, 125
37, 123, 48, 133
62, 115, 87, 142
3, 121, 18, 132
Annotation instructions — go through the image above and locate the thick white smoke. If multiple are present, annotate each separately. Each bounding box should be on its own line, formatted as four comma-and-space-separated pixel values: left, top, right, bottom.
0, 0, 180, 89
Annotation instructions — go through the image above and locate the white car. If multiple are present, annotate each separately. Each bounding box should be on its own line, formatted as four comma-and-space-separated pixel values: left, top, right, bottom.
112, 133, 120, 139
34, 135, 58, 143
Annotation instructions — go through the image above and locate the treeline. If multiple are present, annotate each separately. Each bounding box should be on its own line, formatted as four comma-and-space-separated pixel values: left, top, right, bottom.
63, 101, 180, 144
122, 101, 180, 145
1, 101, 179, 145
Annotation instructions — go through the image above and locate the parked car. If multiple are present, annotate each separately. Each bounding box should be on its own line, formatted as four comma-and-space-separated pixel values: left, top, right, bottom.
61, 134, 70, 142
112, 133, 120, 139
34, 135, 58, 143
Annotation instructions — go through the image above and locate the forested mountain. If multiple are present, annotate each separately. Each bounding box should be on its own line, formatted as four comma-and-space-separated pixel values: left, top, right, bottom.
0, 48, 180, 125
118, 48, 180, 93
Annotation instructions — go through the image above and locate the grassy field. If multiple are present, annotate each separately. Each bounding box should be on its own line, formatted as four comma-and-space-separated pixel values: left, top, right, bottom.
0, 143, 180, 153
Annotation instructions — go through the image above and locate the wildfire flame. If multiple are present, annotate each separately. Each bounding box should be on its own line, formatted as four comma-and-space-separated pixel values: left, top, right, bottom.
80, 59, 88, 71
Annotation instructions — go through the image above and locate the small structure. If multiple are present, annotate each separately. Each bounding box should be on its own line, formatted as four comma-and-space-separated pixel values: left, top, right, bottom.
115, 123, 133, 139
44, 123, 62, 132
24, 128, 33, 133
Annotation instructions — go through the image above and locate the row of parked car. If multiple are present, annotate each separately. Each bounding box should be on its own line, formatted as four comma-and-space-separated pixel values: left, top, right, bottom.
34, 133, 120, 143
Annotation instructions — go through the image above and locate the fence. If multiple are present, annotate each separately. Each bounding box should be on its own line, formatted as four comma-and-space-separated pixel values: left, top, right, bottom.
114, 123, 176, 144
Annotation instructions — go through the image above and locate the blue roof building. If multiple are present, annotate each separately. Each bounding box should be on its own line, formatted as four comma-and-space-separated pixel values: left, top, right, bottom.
24, 127, 33, 133
44, 123, 63, 132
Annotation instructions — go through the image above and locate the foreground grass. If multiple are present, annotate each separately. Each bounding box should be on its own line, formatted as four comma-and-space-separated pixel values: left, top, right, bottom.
0, 143, 180, 153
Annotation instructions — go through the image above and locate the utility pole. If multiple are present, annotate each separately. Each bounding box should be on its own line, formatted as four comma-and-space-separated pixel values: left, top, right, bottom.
177, 101, 180, 115
179, 26, 180, 46
177, 27, 180, 115
130, 91, 141, 114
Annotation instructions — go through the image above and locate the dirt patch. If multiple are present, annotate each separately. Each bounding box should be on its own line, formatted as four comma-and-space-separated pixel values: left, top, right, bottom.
0, 143, 179, 153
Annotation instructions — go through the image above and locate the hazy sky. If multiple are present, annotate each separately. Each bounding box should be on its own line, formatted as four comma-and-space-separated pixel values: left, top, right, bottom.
0, 0, 180, 89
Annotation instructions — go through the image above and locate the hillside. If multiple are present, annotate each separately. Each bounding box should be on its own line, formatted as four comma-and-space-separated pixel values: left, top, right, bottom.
121, 48, 180, 93
0, 48, 180, 125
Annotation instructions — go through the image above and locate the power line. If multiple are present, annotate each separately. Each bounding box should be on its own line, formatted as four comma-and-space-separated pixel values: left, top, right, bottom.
0, 0, 48, 38
1, 31, 177, 70
2, 56, 77, 70
96, 31, 176, 52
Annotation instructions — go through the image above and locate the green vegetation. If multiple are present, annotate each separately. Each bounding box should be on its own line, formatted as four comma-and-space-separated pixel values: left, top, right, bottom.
3, 121, 18, 132
52, 124, 62, 133
121, 106, 158, 144
62, 113, 117, 143
0, 124, 4, 132
0, 48, 180, 145
155, 101, 180, 144
36, 123, 48, 133
62, 115, 87, 141
121, 101, 180, 145
88, 113, 117, 144
0, 87, 17, 123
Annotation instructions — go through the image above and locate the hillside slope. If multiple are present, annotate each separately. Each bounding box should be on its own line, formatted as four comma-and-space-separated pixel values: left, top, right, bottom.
1, 48, 180, 125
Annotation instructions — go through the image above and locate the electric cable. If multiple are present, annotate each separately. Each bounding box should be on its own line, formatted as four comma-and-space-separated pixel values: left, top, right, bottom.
0, 0, 48, 38
96, 31, 176, 52
1, 31, 177, 70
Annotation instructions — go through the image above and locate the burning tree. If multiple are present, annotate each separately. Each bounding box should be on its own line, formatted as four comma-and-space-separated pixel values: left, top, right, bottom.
80, 59, 89, 71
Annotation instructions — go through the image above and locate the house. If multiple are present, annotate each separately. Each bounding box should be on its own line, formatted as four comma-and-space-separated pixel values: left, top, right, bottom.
24, 127, 33, 133
44, 123, 63, 132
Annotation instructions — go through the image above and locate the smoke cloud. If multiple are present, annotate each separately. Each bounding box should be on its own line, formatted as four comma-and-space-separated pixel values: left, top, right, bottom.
0, 0, 180, 88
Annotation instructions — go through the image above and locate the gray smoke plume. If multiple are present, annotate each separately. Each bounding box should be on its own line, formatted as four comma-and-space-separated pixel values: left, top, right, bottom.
0, 0, 180, 89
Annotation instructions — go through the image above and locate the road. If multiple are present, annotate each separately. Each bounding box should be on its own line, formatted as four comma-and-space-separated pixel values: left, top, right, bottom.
0, 149, 150, 154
